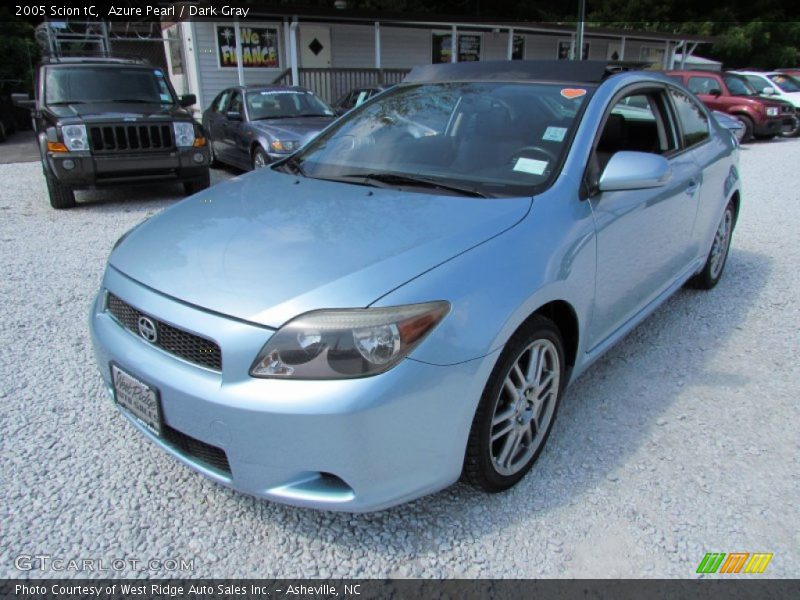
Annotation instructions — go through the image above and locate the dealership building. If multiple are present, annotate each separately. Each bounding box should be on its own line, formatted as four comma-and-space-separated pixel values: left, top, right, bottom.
158, 6, 712, 109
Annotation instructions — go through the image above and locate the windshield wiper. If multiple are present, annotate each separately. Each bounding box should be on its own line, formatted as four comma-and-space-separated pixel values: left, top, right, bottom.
340, 172, 488, 198
47, 101, 86, 105
105, 99, 160, 104
278, 156, 306, 177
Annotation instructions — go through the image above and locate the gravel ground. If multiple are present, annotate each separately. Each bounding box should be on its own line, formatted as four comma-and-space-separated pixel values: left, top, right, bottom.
1, 141, 798, 579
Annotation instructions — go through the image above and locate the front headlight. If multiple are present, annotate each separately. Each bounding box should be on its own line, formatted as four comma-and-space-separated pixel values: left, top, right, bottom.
173, 122, 195, 147
62, 125, 88, 151
766, 107, 779, 117
269, 139, 300, 153
250, 302, 450, 379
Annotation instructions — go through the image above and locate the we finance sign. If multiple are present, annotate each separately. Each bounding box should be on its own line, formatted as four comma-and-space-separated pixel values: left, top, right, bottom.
216, 26, 280, 69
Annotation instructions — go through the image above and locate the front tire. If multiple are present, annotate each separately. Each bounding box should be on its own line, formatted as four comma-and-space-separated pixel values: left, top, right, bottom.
463, 315, 565, 492
689, 200, 735, 290
252, 147, 269, 170
737, 115, 754, 143
183, 170, 211, 196
44, 171, 76, 209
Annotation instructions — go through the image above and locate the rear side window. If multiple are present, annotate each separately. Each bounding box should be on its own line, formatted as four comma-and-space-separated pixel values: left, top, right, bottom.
669, 89, 710, 148
687, 76, 722, 95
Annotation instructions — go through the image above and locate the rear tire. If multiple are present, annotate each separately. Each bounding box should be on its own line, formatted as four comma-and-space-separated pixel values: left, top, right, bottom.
0, 122, 6, 143
463, 315, 565, 493
44, 171, 76, 209
689, 200, 735, 290
183, 170, 211, 196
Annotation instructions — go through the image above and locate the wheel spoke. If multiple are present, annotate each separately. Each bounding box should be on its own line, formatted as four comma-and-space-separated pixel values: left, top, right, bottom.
497, 429, 520, 467
491, 420, 515, 442
512, 363, 526, 388
502, 377, 517, 400
526, 345, 544, 383
492, 406, 515, 427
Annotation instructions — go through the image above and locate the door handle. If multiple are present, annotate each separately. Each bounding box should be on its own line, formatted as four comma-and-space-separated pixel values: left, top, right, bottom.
685, 178, 699, 196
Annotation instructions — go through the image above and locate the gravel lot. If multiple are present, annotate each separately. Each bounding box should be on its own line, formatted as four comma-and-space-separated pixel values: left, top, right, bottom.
1, 140, 798, 579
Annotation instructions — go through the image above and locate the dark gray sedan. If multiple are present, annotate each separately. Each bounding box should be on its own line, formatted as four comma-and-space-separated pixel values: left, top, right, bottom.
202, 85, 335, 171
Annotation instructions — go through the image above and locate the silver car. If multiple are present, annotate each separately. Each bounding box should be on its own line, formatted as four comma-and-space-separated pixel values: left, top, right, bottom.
202, 85, 335, 171
90, 61, 740, 512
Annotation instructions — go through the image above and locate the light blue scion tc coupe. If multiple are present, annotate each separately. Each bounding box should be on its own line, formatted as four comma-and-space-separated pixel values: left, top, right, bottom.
90, 61, 741, 512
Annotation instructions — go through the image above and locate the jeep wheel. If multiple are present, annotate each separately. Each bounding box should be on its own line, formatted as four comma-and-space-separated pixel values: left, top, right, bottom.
45, 171, 76, 209
737, 115, 754, 143
183, 171, 211, 196
0, 122, 7, 143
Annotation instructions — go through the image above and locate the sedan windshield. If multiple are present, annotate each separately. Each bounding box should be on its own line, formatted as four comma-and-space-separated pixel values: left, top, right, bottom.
285, 82, 593, 197
246, 90, 334, 120
45, 66, 175, 105
768, 74, 800, 93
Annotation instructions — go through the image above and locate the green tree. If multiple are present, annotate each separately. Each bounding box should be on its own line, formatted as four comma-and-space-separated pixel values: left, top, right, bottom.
0, 9, 39, 93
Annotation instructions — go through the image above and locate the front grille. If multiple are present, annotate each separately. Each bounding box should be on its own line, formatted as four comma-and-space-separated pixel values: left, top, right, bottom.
106, 293, 222, 371
89, 124, 174, 153
164, 424, 231, 474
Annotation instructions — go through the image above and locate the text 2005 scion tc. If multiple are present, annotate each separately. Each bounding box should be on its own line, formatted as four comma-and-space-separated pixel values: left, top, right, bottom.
90, 61, 741, 511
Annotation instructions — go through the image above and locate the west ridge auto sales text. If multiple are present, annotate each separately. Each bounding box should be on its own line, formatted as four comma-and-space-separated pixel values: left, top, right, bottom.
107, 5, 251, 17
17, 584, 361, 597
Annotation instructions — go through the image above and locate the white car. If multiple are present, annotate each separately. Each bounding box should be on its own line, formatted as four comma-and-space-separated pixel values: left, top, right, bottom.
731, 70, 800, 136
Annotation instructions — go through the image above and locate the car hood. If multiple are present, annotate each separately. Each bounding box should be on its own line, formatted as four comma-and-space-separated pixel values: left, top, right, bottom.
49, 102, 187, 122
250, 116, 334, 142
110, 170, 532, 327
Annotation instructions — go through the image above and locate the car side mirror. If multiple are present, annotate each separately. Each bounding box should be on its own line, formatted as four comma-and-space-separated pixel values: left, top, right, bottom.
11, 93, 34, 109
598, 151, 672, 192
762, 87, 776, 96
226, 111, 243, 121
179, 94, 197, 107
709, 89, 722, 97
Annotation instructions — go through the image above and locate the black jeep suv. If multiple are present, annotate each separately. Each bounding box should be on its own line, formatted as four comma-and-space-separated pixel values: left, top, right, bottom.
14, 58, 210, 209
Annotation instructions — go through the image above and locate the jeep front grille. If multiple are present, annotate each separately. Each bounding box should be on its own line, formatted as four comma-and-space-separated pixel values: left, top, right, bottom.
106, 293, 222, 371
89, 124, 174, 153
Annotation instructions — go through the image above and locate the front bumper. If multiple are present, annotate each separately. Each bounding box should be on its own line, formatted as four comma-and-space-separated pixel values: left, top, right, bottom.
89, 267, 494, 512
754, 116, 793, 136
47, 146, 210, 188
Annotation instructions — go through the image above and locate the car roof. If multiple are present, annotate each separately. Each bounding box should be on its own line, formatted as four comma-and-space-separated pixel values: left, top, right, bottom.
237, 85, 312, 93
42, 57, 150, 67
404, 60, 647, 85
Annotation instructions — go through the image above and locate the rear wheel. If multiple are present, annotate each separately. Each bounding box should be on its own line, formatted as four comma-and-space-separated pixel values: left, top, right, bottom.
0, 122, 6, 143
737, 115, 754, 143
463, 315, 565, 492
689, 200, 735, 290
44, 171, 76, 209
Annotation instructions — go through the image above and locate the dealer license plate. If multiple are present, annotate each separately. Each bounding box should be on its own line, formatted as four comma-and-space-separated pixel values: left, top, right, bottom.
111, 364, 162, 436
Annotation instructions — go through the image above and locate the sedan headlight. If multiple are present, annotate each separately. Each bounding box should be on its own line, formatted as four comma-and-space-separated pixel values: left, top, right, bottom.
62, 125, 88, 151
173, 122, 195, 147
269, 139, 300, 153
250, 302, 450, 379
766, 107, 779, 117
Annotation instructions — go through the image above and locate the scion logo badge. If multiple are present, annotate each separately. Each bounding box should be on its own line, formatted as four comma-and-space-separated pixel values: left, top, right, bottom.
696, 552, 773, 574
137, 316, 158, 343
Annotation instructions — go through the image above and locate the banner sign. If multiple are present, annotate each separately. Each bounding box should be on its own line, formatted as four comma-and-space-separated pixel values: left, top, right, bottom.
216, 26, 279, 69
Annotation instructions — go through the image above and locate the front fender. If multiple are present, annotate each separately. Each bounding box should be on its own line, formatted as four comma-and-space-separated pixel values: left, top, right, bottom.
371, 188, 597, 369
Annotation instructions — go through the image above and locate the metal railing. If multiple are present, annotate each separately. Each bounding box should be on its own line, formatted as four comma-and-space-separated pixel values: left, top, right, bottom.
272, 68, 410, 103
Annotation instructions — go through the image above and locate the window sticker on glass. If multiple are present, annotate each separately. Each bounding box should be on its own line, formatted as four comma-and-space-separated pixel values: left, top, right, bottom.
560, 88, 587, 100
542, 126, 567, 142
513, 157, 549, 175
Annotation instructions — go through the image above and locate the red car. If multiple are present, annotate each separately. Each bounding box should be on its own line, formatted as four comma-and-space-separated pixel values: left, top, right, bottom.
666, 70, 795, 141
777, 68, 800, 79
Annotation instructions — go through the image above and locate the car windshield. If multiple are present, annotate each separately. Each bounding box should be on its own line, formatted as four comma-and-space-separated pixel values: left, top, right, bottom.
246, 90, 334, 120
285, 82, 593, 198
45, 66, 175, 105
768, 74, 800, 93
724, 75, 758, 97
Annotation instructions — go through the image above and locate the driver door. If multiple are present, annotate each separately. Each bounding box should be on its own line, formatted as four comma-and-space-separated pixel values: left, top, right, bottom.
586, 88, 702, 350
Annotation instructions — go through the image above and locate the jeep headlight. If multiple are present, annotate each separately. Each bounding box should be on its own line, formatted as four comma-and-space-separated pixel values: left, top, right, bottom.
173, 122, 195, 147
766, 107, 779, 117
250, 302, 450, 379
62, 125, 88, 151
